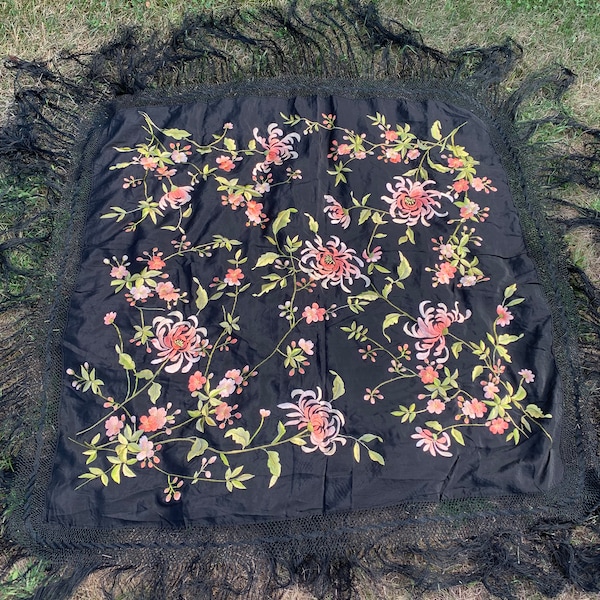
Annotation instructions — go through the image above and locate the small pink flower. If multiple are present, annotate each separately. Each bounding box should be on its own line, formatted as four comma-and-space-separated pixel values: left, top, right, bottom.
438, 243, 454, 259
496, 305, 514, 327
434, 262, 457, 285
139, 407, 168, 433
131, 285, 151, 301
139, 156, 158, 170
188, 371, 207, 392
462, 399, 487, 419
427, 399, 445, 414
324, 195, 351, 229
406, 148, 420, 160
225, 369, 243, 385
136, 436, 155, 461
364, 388, 383, 404
384, 129, 398, 141
245, 200, 266, 226
156, 281, 180, 303
104, 312, 117, 325
158, 185, 194, 210
337, 143, 352, 155
105, 414, 124, 438
217, 378, 236, 398
259, 409, 271, 418
216, 155, 237, 172
460, 275, 477, 287
481, 380, 499, 399
448, 157, 463, 169
362, 246, 382, 263
488, 418, 509, 435
519, 369, 535, 384
302, 302, 327, 324
147, 254, 166, 270
224, 268, 244, 286
110, 265, 129, 279
298, 339, 315, 355
453, 179, 469, 193
459, 201, 480, 219
418, 365, 439, 384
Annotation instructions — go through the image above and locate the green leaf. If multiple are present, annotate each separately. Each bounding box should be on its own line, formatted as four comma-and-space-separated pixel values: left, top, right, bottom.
253, 252, 280, 269
271, 208, 297, 236
148, 382, 162, 404
224, 427, 251, 448
118, 353, 136, 371
451, 428, 465, 446
425, 420, 443, 432
122, 464, 136, 478
451, 342, 463, 359
497, 334, 523, 346
305, 213, 319, 233
503, 284, 517, 299
161, 128, 192, 140
406, 227, 415, 245
358, 209, 371, 225
382, 313, 401, 342
136, 369, 154, 380
513, 385, 527, 402
329, 370, 345, 400
506, 297, 525, 307
367, 449, 385, 465
353, 442, 361, 463
193, 277, 209, 312
431, 120, 442, 141
471, 364, 484, 382
396, 252, 412, 280
266, 450, 281, 488
290, 437, 306, 446
358, 434, 383, 443
219, 452, 230, 466
353, 290, 379, 302
111, 464, 121, 484
526, 404, 551, 419
273, 421, 286, 443
187, 437, 209, 461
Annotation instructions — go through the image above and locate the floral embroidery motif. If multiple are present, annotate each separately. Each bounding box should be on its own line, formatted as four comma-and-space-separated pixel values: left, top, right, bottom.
67, 107, 553, 504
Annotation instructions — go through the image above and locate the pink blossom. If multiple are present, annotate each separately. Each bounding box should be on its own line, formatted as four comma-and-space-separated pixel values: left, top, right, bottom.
252, 123, 300, 174
188, 371, 207, 392
224, 268, 244, 286
130, 285, 151, 301
245, 200, 266, 226
519, 369, 535, 384
324, 195, 351, 229
496, 305, 514, 327
453, 179, 469, 193
459, 201, 481, 219
105, 415, 124, 438
136, 436, 155, 461
404, 301, 471, 365
411, 427, 452, 457
259, 409, 271, 418
488, 418, 509, 435
460, 275, 477, 287
216, 155, 236, 172
462, 399, 487, 419
299, 235, 369, 293
382, 177, 450, 227
362, 246, 382, 263
110, 265, 129, 279
298, 339, 315, 355
278, 387, 346, 455
433, 262, 457, 285
406, 148, 421, 160
481, 380, 499, 399
302, 302, 327, 324
418, 365, 439, 384
427, 399, 445, 414
158, 185, 194, 210
139, 407, 168, 432
104, 312, 117, 325
156, 281, 180, 303
217, 378, 236, 398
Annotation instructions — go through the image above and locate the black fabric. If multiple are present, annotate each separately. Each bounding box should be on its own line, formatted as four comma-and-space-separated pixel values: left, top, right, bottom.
1, 2, 599, 599
47, 93, 564, 528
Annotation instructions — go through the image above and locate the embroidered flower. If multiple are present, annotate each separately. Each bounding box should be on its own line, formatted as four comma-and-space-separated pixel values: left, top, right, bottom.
418, 365, 439, 384
519, 369, 535, 384
130, 284, 152, 301
188, 371, 207, 392
452, 179, 469, 193
411, 427, 452, 457
362, 246, 382, 263
139, 406, 168, 433
481, 379, 500, 399
104, 312, 117, 325
302, 302, 327, 324
169, 143, 191, 163
459, 200, 481, 220
214, 401, 241, 428
260, 409, 271, 418
496, 305, 514, 327
298, 339, 315, 355
364, 388, 383, 404
105, 414, 124, 438
404, 301, 471, 365
427, 399, 445, 414
245, 200, 266, 226
324, 195, 351, 229
433, 262, 457, 286
156, 281, 181, 305
151, 311, 207, 373
110, 264, 130, 279
381, 177, 450, 227
462, 399, 487, 419
224, 268, 244, 286
460, 275, 477, 287
139, 156, 158, 171
488, 418, 509, 435
278, 387, 346, 456
253, 123, 301, 174
158, 185, 194, 210
217, 378, 236, 398
299, 235, 369, 292
136, 436, 158, 465
147, 252, 166, 270
216, 155, 237, 172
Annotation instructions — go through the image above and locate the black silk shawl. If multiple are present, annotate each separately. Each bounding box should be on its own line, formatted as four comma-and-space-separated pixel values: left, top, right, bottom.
1, 3, 599, 599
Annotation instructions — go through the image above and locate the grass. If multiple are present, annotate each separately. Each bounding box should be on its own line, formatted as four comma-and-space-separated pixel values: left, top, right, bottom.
0, 0, 599, 599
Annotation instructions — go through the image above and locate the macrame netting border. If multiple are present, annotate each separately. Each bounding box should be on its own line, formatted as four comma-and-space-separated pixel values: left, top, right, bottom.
0, 2, 599, 599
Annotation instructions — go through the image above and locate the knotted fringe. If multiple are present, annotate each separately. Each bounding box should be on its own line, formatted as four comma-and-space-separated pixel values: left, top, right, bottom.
1, 1, 599, 598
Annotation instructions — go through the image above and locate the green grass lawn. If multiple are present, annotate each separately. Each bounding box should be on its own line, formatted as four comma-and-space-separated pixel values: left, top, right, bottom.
0, 1, 598, 598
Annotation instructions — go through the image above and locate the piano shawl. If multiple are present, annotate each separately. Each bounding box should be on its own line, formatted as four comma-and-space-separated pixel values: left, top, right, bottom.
1, 4, 599, 600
